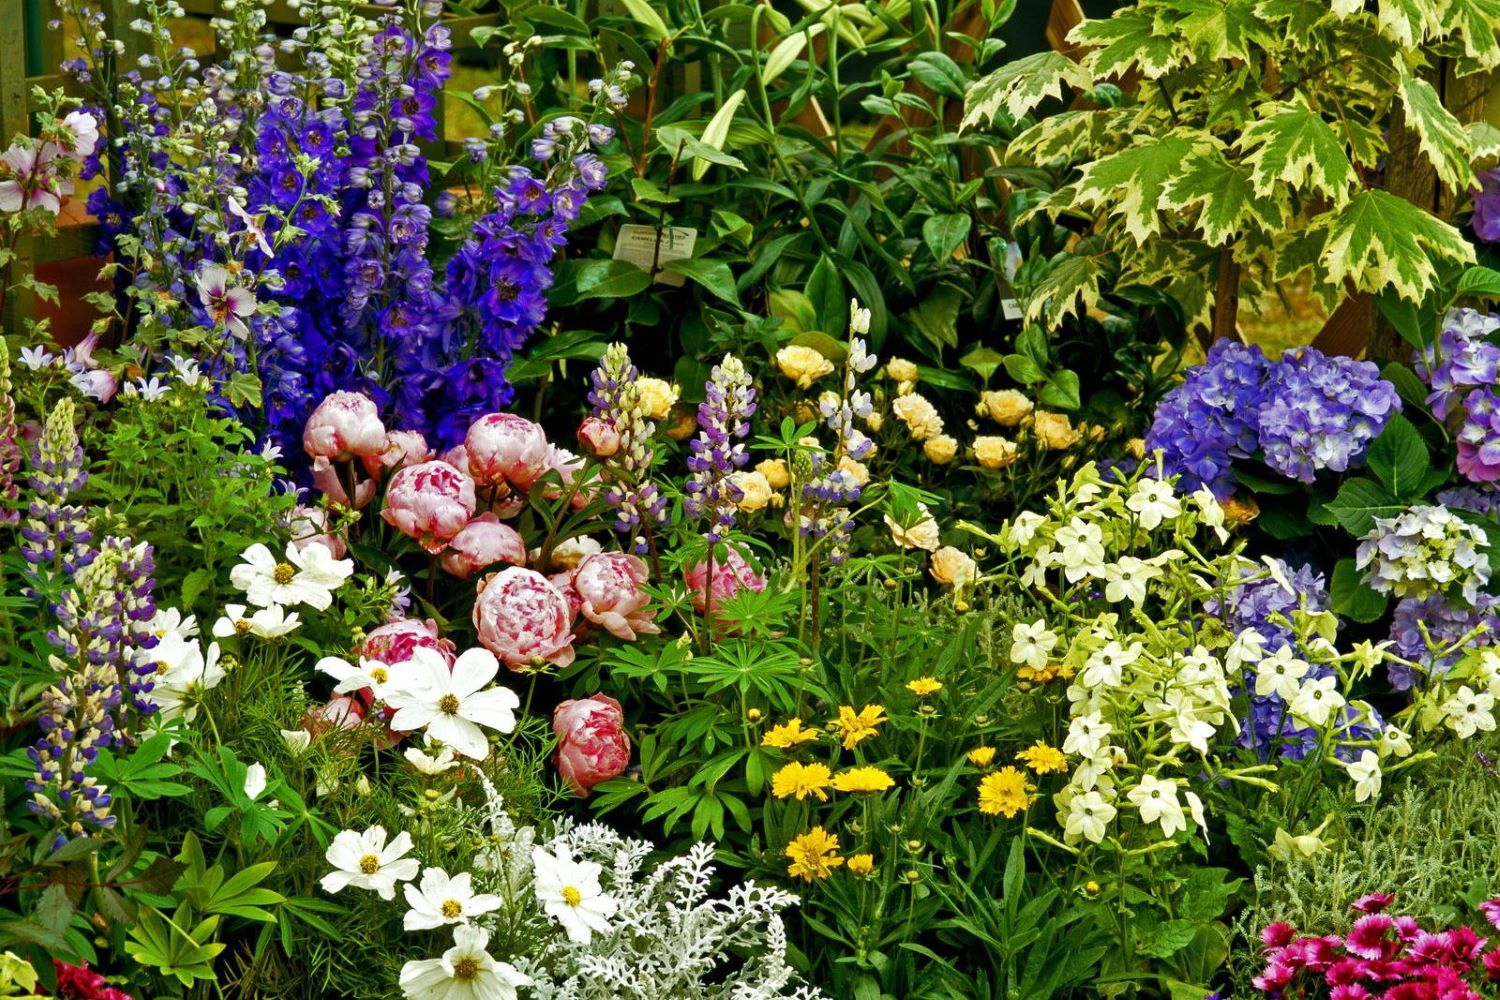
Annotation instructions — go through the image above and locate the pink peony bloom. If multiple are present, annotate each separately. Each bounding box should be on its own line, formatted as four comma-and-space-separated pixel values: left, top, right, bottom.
287, 504, 346, 558
311, 457, 377, 509
303, 391, 389, 462
552, 694, 630, 797
549, 570, 583, 626
573, 551, 658, 641
577, 417, 620, 458
543, 444, 592, 509
684, 543, 766, 614
363, 429, 432, 476
465, 412, 550, 490
381, 460, 477, 553
472, 566, 575, 669
441, 513, 526, 579
357, 618, 455, 666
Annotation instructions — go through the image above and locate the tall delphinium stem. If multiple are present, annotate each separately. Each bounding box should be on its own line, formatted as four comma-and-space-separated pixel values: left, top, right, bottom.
0, 340, 20, 526
587, 344, 669, 563
20, 398, 94, 593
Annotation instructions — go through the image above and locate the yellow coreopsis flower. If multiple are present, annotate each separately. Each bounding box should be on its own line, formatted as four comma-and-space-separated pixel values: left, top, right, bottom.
905, 676, 943, 697
847, 853, 875, 877
830, 767, 895, 794
967, 745, 996, 768
1017, 741, 1068, 775
770, 761, 832, 802
785, 827, 845, 882
978, 766, 1034, 818
833, 704, 888, 750
761, 718, 820, 750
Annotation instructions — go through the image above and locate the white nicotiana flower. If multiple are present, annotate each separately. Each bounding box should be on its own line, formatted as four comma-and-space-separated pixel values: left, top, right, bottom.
531, 844, 619, 944
1166, 699, 1218, 754
1344, 750, 1382, 802
405, 745, 461, 775
397, 924, 532, 1000
1254, 646, 1310, 701
1288, 675, 1344, 727
1442, 685, 1497, 738
1225, 628, 1268, 672
1102, 556, 1160, 607
1476, 650, 1500, 697
317, 655, 402, 702
1192, 487, 1228, 542
385, 648, 520, 760
1377, 724, 1412, 759
402, 868, 502, 931
1008, 510, 1046, 548
229, 541, 353, 610
1063, 789, 1116, 844
322, 826, 420, 900
1127, 774, 1186, 838
1049, 518, 1106, 583
1009, 620, 1058, 671
1184, 790, 1208, 839
212, 602, 301, 639
1070, 748, 1115, 791
1080, 641, 1141, 688
1125, 477, 1181, 530
1063, 711, 1112, 758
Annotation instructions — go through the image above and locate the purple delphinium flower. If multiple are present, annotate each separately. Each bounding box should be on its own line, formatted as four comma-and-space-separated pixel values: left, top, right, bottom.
1256, 347, 1401, 483
587, 344, 669, 550
685, 354, 757, 543
1386, 592, 1500, 691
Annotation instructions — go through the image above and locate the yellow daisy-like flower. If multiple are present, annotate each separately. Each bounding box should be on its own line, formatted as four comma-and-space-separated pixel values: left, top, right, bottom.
967, 745, 997, 768
905, 677, 943, 697
830, 767, 895, 794
833, 704, 888, 750
1017, 741, 1068, 775
977, 766, 1034, 818
785, 827, 845, 882
761, 717, 821, 750
847, 853, 875, 876
770, 761, 832, 802
1017, 662, 1074, 683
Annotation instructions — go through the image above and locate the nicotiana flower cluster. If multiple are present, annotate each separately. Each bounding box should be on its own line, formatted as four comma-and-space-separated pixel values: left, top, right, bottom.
1146, 341, 1401, 496
1415, 307, 1500, 483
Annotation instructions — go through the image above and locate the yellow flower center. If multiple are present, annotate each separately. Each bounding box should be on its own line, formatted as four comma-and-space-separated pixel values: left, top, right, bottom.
358, 853, 380, 875
438, 693, 461, 715
440, 899, 463, 919
371, 667, 389, 684
234, 618, 252, 634
562, 885, 582, 906
452, 957, 479, 981
273, 563, 296, 584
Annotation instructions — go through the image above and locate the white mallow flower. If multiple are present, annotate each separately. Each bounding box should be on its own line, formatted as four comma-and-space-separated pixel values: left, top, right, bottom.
1254, 646, 1310, 701
1063, 789, 1116, 844
386, 648, 520, 760
531, 844, 619, 944
1050, 518, 1106, 583
1442, 685, 1497, 738
398, 924, 532, 1000
1377, 724, 1412, 759
1063, 711, 1112, 758
1127, 774, 1186, 838
1080, 641, 1141, 688
1009, 620, 1058, 671
1102, 557, 1160, 607
212, 603, 301, 639
403, 867, 502, 931
1344, 750, 1382, 802
317, 655, 401, 702
322, 826, 420, 900
229, 541, 353, 610
1288, 675, 1344, 727
1125, 477, 1181, 530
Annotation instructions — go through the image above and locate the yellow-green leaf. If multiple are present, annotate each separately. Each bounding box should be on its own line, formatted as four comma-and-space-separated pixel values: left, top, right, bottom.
1073, 9, 1181, 79
762, 25, 824, 85
1237, 101, 1356, 204
961, 51, 1093, 132
1073, 131, 1205, 243
1160, 143, 1286, 245
691, 89, 747, 181
1318, 189, 1475, 302
618, 0, 670, 41
1398, 73, 1476, 191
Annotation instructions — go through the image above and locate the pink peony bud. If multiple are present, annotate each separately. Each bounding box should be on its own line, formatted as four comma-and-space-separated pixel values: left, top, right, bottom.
552, 694, 630, 797
287, 504, 346, 558
303, 391, 388, 461
465, 412, 550, 490
362, 429, 432, 477
357, 617, 455, 666
441, 513, 527, 579
310, 457, 377, 509
684, 543, 766, 614
573, 551, 658, 641
473, 566, 576, 669
577, 417, 621, 458
304, 695, 364, 737
381, 460, 477, 553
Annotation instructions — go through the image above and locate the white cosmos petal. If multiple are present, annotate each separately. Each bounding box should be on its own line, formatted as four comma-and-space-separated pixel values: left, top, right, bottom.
450, 647, 499, 696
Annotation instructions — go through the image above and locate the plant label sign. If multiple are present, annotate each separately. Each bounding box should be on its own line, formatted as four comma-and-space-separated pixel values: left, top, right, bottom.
614, 224, 698, 287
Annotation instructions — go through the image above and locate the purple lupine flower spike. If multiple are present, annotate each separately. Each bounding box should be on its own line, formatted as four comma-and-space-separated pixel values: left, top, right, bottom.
685, 354, 757, 543
588, 344, 669, 551
21, 397, 94, 589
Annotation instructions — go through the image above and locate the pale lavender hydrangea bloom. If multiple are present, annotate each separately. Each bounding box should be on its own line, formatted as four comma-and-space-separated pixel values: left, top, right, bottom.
1355, 504, 1490, 604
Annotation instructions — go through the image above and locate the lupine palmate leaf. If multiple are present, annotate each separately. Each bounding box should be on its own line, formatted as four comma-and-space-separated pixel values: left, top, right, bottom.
1319, 189, 1475, 301
1074, 131, 1204, 243
1072, 9, 1181, 80
960, 51, 1093, 131
1160, 143, 1286, 245
1167, 0, 1275, 62
1238, 102, 1356, 204
1398, 73, 1476, 190
1444, 0, 1500, 70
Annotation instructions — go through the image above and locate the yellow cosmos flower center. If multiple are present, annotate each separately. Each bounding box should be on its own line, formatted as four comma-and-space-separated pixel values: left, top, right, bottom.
272, 563, 296, 584
440, 899, 463, 919
234, 618, 252, 634
438, 693, 461, 715
371, 667, 389, 684
562, 885, 582, 906
358, 853, 380, 875
452, 957, 479, 981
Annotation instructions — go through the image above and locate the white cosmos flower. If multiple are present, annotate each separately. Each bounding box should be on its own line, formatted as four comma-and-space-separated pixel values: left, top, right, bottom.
403, 868, 502, 931
1126, 774, 1186, 838
1344, 749, 1381, 802
405, 745, 461, 775
317, 655, 401, 702
143, 637, 226, 723
1009, 620, 1058, 671
1254, 646, 1310, 701
531, 844, 618, 944
212, 603, 301, 639
1442, 685, 1497, 738
398, 924, 531, 1000
322, 826, 420, 900
1062, 711, 1112, 758
244, 762, 268, 800
229, 541, 352, 610
1063, 789, 1116, 844
1125, 477, 1181, 529
386, 648, 520, 760
1288, 675, 1344, 727
146, 607, 198, 642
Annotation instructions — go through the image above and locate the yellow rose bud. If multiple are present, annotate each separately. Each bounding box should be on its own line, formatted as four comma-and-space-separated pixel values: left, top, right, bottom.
1029, 410, 1080, 450
923, 434, 958, 464
972, 435, 1018, 470
756, 458, 790, 489
886, 358, 919, 382
776, 345, 836, 388
635, 377, 679, 421
929, 545, 977, 587
1126, 437, 1147, 460
730, 470, 773, 511
976, 389, 1033, 427
891, 393, 944, 441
